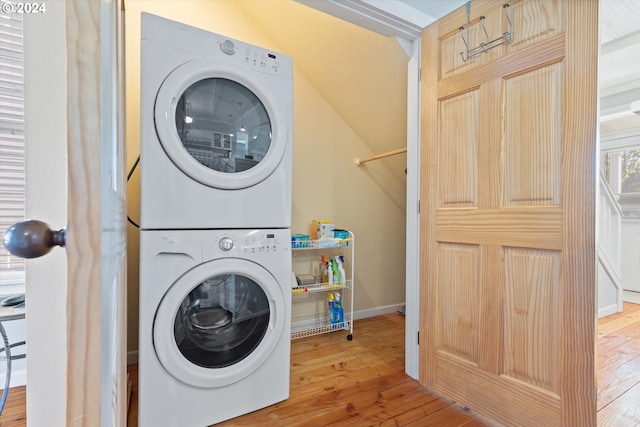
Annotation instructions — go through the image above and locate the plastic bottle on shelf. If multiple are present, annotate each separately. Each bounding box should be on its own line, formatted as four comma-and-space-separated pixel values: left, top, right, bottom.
336, 256, 346, 285
327, 292, 336, 325
333, 292, 344, 326
331, 258, 340, 286
320, 255, 328, 284
328, 259, 334, 286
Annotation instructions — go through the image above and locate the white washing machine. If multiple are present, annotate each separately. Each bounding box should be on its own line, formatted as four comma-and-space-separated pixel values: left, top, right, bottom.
140, 13, 293, 230
138, 228, 292, 426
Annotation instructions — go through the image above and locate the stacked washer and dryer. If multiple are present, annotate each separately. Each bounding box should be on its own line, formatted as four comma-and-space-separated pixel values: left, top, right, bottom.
138, 13, 293, 426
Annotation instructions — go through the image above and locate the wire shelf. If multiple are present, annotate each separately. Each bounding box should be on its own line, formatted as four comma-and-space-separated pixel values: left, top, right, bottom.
292, 280, 352, 295
291, 230, 354, 341
291, 312, 351, 340
291, 238, 351, 250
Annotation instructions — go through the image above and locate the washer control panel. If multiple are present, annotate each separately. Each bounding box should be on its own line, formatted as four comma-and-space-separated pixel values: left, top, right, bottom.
242, 232, 279, 253
211, 230, 289, 256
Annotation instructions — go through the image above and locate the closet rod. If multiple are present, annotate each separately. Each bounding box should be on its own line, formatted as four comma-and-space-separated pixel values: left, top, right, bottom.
355, 147, 407, 166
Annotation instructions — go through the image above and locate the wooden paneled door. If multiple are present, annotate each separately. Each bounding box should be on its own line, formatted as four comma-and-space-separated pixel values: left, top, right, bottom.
419, 1, 598, 426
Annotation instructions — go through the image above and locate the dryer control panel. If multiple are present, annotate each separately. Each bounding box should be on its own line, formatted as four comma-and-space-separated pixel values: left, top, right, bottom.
215, 37, 292, 78
141, 12, 292, 80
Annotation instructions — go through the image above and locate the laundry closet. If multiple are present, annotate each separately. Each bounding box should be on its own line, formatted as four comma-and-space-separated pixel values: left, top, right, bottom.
124, 0, 409, 364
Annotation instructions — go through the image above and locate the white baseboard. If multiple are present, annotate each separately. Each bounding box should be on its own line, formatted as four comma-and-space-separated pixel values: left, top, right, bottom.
598, 304, 621, 318
353, 303, 405, 321
0, 368, 26, 388
623, 290, 640, 304
126, 303, 407, 366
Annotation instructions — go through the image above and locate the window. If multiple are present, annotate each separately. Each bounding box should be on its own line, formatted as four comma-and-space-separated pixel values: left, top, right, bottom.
0, 12, 25, 287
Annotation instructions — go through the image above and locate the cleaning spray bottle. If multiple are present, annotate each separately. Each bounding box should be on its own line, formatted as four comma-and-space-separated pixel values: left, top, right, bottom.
333, 292, 344, 326
331, 258, 340, 286
328, 259, 334, 286
327, 292, 336, 325
336, 256, 346, 285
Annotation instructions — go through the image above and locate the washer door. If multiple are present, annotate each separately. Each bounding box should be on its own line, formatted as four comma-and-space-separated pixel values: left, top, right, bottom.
153, 258, 285, 388
154, 59, 288, 190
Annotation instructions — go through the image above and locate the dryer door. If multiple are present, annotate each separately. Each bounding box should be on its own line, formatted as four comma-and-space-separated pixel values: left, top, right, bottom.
154, 59, 288, 190
153, 258, 285, 388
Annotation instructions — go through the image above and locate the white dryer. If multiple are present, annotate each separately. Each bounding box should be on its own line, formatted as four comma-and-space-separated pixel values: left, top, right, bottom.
140, 13, 293, 230
138, 228, 292, 426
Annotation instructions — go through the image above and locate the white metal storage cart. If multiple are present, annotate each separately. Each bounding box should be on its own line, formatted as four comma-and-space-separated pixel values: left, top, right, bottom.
291, 231, 354, 340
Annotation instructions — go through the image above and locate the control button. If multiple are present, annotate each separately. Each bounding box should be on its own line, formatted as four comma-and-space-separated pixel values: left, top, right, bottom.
219, 237, 234, 251
220, 40, 236, 55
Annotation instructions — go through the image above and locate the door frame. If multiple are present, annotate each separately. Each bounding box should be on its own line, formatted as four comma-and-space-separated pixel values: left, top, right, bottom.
24, 1, 126, 425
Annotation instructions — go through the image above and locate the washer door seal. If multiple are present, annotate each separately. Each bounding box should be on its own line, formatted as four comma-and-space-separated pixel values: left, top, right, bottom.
153, 258, 285, 388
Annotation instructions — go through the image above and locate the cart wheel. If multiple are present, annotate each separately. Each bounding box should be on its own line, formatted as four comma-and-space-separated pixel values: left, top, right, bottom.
347, 334, 353, 341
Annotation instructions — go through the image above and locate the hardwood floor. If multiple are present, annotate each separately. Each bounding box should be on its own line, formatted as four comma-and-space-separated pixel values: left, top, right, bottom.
129, 314, 487, 427
0, 385, 25, 426
596, 302, 640, 427
2, 306, 640, 426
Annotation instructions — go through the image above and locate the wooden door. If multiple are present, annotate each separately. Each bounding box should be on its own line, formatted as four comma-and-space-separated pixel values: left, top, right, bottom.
419, 1, 598, 426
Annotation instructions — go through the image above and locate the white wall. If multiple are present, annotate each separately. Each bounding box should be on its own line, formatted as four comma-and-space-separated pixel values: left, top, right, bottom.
598, 260, 620, 317
622, 219, 640, 298
596, 175, 624, 317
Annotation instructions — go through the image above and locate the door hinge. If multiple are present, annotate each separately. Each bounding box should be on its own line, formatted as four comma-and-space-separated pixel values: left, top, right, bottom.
418, 199, 420, 214
417, 331, 420, 345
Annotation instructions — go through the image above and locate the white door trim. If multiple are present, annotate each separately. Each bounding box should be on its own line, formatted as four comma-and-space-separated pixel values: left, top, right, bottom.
404, 39, 420, 379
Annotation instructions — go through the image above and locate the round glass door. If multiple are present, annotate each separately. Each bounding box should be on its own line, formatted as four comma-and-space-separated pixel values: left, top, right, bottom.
174, 78, 271, 174
155, 59, 288, 190
174, 272, 269, 369
153, 258, 285, 388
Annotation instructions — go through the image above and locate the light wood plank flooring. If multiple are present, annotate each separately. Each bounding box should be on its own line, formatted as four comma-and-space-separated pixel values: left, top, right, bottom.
0, 384, 25, 426
2, 306, 640, 426
129, 314, 486, 427
596, 302, 640, 427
